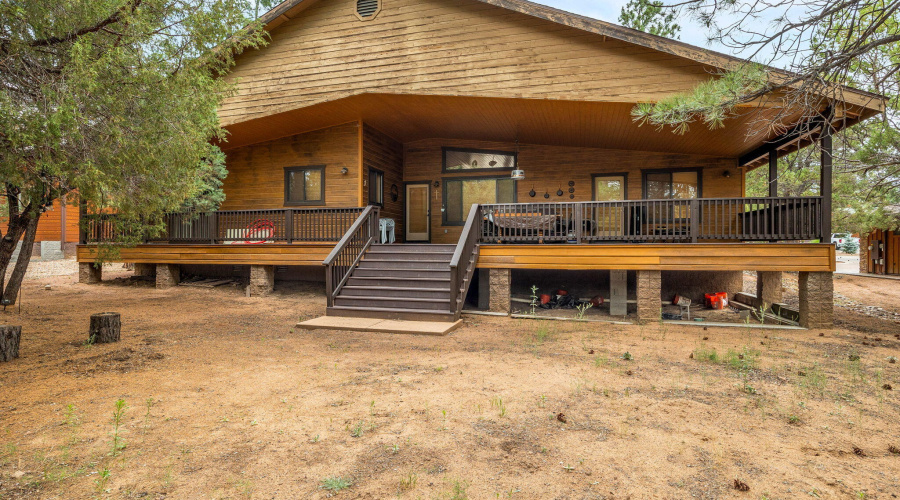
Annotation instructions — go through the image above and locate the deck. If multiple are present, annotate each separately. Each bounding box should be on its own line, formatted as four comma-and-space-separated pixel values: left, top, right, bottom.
76, 242, 835, 272
77, 198, 834, 273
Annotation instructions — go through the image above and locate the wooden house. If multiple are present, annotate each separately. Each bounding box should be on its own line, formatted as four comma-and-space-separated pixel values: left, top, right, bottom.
77, 0, 884, 327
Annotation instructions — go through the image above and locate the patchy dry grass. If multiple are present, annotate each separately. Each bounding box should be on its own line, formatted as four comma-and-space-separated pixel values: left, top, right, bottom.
0, 268, 898, 498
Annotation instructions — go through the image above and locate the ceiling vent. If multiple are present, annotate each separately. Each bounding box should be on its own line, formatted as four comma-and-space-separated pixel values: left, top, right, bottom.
355, 0, 381, 20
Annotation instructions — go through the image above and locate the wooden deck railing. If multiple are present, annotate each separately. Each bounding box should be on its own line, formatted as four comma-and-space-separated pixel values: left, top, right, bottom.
450, 204, 482, 319
81, 207, 366, 244
323, 206, 379, 308
479, 197, 824, 244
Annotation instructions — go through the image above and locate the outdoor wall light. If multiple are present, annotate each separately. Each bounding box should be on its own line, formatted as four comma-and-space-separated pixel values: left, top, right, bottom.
723, 170, 732, 178
340, 167, 349, 175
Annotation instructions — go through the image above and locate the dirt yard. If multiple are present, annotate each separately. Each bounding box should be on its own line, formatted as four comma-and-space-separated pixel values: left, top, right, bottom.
1, 261, 899, 499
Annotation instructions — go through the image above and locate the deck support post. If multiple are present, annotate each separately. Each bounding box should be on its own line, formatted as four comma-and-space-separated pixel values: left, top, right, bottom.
78, 263, 102, 284
820, 121, 833, 241
756, 271, 783, 310
488, 268, 510, 315
609, 270, 628, 316
636, 270, 661, 324
248, 265, 275, 297
799, 271, 833, 329
156, 264, 180, 289
768, 150, 778, 197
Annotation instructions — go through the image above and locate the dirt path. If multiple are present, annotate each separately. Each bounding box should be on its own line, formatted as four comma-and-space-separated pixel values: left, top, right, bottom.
0, 264, 898, 499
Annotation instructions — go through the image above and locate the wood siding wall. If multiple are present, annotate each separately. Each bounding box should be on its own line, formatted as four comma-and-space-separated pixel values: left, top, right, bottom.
220, 0, 717, 126
362, 124, 405, 241
0, 197, 79, 243
221, 122, 361, 210
403, 138, 741, 244
863, 230, 900, 275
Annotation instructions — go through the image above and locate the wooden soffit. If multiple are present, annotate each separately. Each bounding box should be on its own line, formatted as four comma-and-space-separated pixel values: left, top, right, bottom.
219, 92, 844, 162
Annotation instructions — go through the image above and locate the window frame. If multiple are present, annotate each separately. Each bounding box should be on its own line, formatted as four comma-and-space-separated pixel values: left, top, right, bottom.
441, 175, 518, 226
640, 168, 703, 200
368, 167, 384, 207
441, 147, 517, 174
283, 165, 326, 206
591, 172, 629, 201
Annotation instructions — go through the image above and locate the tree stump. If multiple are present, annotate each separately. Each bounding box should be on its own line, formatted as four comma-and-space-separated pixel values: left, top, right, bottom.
89, 313, 121, 344
0, 325, 22, 362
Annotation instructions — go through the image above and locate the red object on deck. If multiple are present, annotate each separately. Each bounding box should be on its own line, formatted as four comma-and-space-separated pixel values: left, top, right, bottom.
540, 294, 551, 305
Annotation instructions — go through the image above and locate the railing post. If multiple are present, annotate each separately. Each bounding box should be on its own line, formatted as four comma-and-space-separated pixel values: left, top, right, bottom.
285, 209, 294, 244
574, 203, 583, 244
205, 212, 213, 244
690, 199, 699, 243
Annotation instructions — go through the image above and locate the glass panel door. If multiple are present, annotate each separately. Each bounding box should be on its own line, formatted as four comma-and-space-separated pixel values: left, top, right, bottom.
406, 184, 430, 241
593, 175, 627, 237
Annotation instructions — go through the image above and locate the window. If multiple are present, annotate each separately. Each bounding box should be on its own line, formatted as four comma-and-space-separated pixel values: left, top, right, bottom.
284, 166, 325, 205
368, 168, 384, 206
642, 169, 701, 199
592, 174, 628, 201
443, 148, 516, 173
355, 0, 381, 20
443, 177, 516, 225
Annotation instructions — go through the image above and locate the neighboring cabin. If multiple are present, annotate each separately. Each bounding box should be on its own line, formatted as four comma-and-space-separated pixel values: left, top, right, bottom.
77, 0, 884, 327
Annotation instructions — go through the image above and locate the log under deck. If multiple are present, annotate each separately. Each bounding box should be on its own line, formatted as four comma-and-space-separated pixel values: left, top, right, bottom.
77, 242, 835, 272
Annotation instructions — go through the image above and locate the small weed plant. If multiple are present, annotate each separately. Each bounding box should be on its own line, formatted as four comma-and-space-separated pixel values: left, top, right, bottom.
110, 399, 128, 456
321, 476, 352, 491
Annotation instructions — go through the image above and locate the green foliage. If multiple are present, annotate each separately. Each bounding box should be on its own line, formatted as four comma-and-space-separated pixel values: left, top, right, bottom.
619, 0, 681, 38
321, 476, 352, 491
0, 0, 267, 248
632, 64, 769, 134
692, 346, 719, 363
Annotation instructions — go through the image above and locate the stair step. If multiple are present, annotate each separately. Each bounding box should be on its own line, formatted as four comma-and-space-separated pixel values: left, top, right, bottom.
327, 306, 456, 322
358, 260, 449, 270
363, 252, 455, 261
335, 296, 452, 310
352, 268, 451, 278
346, 276, 451, 288
341, 286, 451, 299
369, 245, 454, 253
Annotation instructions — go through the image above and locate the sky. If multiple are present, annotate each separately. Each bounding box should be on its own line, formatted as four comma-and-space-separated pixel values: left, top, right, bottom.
536, 0, 786, 65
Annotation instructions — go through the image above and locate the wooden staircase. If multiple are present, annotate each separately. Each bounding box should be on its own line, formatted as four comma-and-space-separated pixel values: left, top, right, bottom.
324, 205, 481, 323
327, 244, 458, 321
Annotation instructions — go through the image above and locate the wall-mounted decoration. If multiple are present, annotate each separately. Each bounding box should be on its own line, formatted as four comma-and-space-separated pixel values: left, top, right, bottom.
543, 191, 550, 199
390, 184, 399, 202
529, 186, 536, 197
568, 187, 575, 194
569, 194, 575, 199
556, 185, 564, 197
433, 181, 440, 188
568, 181, 575, 187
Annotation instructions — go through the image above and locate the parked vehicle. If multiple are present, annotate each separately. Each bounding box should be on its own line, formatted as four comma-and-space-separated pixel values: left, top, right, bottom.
831, 232, 860, 253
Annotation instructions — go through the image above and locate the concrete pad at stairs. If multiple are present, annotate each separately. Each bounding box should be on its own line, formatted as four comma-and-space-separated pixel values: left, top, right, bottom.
296, 316, 461, 336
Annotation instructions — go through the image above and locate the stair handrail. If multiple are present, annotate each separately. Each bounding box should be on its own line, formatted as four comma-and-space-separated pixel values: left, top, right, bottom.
449, 204, 481, 318
323, 205, 379, 307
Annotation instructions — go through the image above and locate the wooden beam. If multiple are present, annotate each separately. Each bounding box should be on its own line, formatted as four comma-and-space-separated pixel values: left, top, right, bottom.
768, 149, 778, 197
739, 117, 825, 166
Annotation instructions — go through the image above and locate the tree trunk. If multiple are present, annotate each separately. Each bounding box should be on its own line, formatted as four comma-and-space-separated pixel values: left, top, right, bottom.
89, 312, 121, 344
2, 213, 40, 305
0, 211, 32, 283
0, 325, 21, 362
